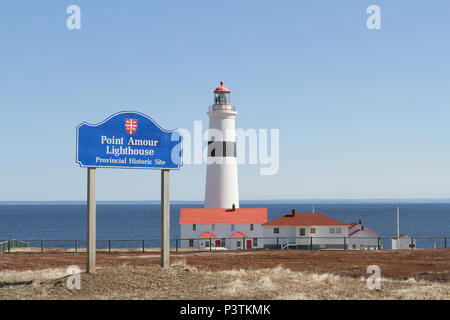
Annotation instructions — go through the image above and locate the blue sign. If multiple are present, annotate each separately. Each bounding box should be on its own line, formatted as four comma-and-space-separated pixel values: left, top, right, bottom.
76, 111, 183, 170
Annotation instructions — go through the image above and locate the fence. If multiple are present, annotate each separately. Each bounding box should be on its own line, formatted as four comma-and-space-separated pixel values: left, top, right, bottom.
0, 236, 448, 253
0, 239, 29, 253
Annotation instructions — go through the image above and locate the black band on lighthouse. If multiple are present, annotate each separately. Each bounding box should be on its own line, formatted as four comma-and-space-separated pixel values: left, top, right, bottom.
208, 141, 237, 157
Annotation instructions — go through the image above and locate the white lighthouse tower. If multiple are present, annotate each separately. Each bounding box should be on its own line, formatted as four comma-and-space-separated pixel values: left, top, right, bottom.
204, 81, 239, 209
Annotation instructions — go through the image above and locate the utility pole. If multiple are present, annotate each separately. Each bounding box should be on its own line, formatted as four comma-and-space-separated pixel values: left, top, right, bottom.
396, 207, 400, 249
397, 207, 400, 239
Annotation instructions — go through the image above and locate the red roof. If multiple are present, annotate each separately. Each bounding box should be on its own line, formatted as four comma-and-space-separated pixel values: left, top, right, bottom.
199, 232, 216, 239
180, 208, 267, 224
392, 234, 408, 240
348, 223, 379, 237
263, 213, 347, 227
214, 81, 231, 93
231, 232, 247, 238
348, 229, 359, 237
349, 222, 358, 228
349, 228, 378, 237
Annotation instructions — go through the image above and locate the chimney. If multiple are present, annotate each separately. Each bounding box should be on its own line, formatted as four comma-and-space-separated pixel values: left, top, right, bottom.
359, 220, 362, 225
286, 209, 295, 217
361, 226, 365, 231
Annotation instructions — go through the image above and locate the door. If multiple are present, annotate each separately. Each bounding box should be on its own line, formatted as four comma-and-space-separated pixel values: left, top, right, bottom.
215, 240, 221, 248
246, 239, 252, 250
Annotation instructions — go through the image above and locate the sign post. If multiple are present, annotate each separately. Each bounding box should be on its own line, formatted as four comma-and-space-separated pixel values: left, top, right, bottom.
161, 170, 170, 268
76, 111, 183, 273
87, 168, 96, 273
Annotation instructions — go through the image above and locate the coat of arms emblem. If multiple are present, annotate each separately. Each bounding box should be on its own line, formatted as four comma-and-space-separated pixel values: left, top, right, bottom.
125, 119, 137, 134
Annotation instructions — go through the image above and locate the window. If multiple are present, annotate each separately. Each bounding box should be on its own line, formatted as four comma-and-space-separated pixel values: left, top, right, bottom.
329, 228, 336, 234
221, 239, 226, 247
336, 228, 342, 234
231, 224, 235, 231
310, 228, 316, 234
250, 224, 254, 231
205, 241, 209, 247
215, 92, 230, 105
208, 141, 237, 157
189, 240, 194, 247
237, 241, 241, 248
274, 228, 280, 234
212, 224, 215, 231
193, 224, 197, 231
253, 238, 258, 247
299, 228, 306, 236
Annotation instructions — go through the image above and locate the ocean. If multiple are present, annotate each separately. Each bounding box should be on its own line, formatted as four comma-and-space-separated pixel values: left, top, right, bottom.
0, 202, 449, 250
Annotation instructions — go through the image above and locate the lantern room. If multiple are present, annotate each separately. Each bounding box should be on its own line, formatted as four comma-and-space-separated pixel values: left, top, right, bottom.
214, 81, 231, 105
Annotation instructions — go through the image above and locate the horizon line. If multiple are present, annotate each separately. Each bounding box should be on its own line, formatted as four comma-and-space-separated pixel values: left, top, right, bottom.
1, 198, 450, 204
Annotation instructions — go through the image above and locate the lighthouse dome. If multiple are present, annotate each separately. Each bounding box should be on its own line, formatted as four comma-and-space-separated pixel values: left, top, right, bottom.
214, 81, 231, 93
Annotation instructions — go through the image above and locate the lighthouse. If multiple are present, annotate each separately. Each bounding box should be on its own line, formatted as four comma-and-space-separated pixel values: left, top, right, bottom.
204, 81, 239, 209
179, 82, 267, 250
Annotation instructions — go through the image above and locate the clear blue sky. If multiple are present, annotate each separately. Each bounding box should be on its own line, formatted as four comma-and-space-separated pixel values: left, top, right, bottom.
1, 0, 449, 201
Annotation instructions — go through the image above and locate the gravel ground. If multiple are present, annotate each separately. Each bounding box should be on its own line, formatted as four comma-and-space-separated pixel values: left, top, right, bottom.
1, 249, 448, 282
0, 249, 449, 300
1, 263, 449, 300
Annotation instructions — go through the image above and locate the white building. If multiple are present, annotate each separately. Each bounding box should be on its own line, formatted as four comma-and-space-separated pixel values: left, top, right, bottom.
347, 220, 380, 250
179, 207, 267, 250
392, 234, 416, 250
204, 81, 239, 209
180, 206, 384, 251
262, 210, 350, 249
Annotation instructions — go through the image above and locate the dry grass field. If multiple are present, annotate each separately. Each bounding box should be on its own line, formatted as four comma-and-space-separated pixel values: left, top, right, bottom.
0, 249, 449, 300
